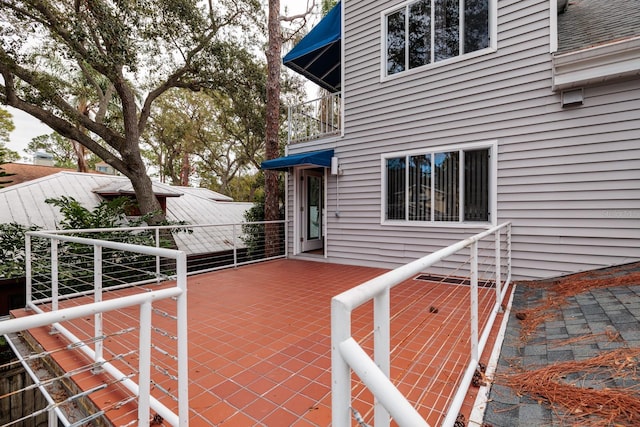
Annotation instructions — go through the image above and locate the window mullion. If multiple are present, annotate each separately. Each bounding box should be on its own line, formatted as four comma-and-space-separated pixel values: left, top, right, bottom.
430, 0, 435, 64
459, 150, 465, 222
430, 153, 435, 222
405, 5, 410, 73
460, 0, 465, 54
405, 155, 410, 221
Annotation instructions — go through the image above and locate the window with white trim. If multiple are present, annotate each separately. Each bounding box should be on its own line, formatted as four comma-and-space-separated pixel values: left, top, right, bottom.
385, 0, 491, 76
384, 146, 491, 223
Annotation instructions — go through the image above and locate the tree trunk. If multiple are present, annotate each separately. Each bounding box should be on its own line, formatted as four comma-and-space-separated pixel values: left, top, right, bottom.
264, 0, 282, 257
72, 140, 89, 172
180, 151, 190, 187
122, 146, 164, 225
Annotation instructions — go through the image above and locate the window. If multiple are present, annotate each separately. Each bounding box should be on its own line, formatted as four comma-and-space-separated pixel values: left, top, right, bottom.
385, 0, 490, 75
384, 146, 491, 223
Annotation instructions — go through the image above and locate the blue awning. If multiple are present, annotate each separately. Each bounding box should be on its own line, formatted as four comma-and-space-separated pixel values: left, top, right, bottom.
283, 2, 341, 92
261, 150, 334, 171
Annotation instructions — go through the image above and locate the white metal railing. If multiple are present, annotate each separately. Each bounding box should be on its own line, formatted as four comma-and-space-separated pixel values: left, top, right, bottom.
288, 92, 341, 143
25, 221, 287, 306
1, 231, 190, 427
331, 222, 512, 427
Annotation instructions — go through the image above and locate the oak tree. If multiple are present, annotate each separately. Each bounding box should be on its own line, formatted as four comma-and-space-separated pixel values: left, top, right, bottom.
0, 0, 261, 222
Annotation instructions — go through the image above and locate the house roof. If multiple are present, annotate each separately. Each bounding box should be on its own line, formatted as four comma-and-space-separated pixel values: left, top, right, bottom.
175, 186, 233, 202
553, 0, 640, 91
93, 180, 184, 198
0, 171, 252, 255
0, 162, 81, 187
557, 0, 640, 53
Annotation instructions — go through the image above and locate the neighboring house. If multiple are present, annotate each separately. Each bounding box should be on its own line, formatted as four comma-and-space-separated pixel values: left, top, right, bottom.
0, 162, 81, 187
263, 0, 640, 280
32, 152, 54, 166
0, 171, 251, 256
94, 161, 117, 175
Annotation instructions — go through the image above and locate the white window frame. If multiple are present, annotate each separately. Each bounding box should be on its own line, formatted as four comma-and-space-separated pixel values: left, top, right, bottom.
550, 0, 558, 53
380, 140, 497, 228
380, 0, 498, 81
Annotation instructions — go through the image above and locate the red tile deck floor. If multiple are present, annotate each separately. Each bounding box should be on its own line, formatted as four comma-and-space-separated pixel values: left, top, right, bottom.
15, 259, 508, 426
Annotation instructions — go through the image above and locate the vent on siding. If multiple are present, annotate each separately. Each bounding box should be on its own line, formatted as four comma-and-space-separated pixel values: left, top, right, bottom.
414, 274, 496, 288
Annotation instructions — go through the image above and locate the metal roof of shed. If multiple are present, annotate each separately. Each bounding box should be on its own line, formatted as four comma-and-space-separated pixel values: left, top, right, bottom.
0, 171, 251, 255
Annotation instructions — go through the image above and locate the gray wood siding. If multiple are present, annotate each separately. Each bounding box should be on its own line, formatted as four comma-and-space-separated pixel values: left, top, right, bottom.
288, 0, 640, 280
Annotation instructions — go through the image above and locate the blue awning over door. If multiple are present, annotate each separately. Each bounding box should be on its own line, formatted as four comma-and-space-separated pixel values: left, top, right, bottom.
283, 2, 341, 92
261, 150, 334, 171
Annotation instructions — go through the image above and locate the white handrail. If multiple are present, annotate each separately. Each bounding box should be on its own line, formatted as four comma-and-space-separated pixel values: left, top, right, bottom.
26, 221, 289, 291
11, 230, 190, 427
33, 220, 286, 235
0, 288, 182, 334
331, 222, 512, 427
1, 288, 184, 426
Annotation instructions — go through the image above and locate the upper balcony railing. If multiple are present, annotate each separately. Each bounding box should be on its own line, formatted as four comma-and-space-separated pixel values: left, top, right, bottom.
288, 92, 341, 144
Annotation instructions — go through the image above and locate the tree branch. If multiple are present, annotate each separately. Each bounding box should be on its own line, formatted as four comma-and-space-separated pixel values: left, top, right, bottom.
0, 51, 123, 150
280, 0, 315, 22
94, 83, 115, 124
137, 27, 219, 133
6, 91, 126, 173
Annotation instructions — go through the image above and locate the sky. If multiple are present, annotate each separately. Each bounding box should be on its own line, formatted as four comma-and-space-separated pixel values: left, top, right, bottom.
6, 107, 52, 162
5, 0, 319, 163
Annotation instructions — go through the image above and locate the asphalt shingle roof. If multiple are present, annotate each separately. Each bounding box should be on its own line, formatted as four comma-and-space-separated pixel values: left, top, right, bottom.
483, 263, 640, 426
558, 0, 640, 53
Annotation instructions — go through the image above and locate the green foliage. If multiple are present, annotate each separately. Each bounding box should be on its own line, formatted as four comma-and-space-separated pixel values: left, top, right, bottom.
0, 108, 15, 145
0, 108, 19, 164
0, 223, 42, 279
0, 196, 190, 286
0, 144, 19, 164
0, 0, 264, 219
45, 196, 134, 229
141, 47, 277, 198
321, 0, 339, 15
0, 165, 15, 188
35, 196, 191, 295
241, 179, 284, 258
28, 133, 101, 169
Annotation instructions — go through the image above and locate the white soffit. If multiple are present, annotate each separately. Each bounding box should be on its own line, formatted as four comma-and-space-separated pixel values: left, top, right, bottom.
552, 36, 640, 91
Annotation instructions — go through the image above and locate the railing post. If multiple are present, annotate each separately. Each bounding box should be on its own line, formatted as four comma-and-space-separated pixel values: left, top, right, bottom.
233, 224, 238, 268
26, 234, 32, 307
51, 239, 59, 313
470, 241, 479, 362
176, 251, 189, 427
339, 92, 344, 133
138, 301, 152, 427
284, 220, 288, 258
507, 223, 512, 283
155, 228, 161, 283
48, 407, 57, 427
288, 105, 292, 145
331, 298, 352, 427
94, 245, 104, 367
495, 229, 502, 310
307, 102, 311, 139
330, 94, 334, 134
374, 288, 391, 427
